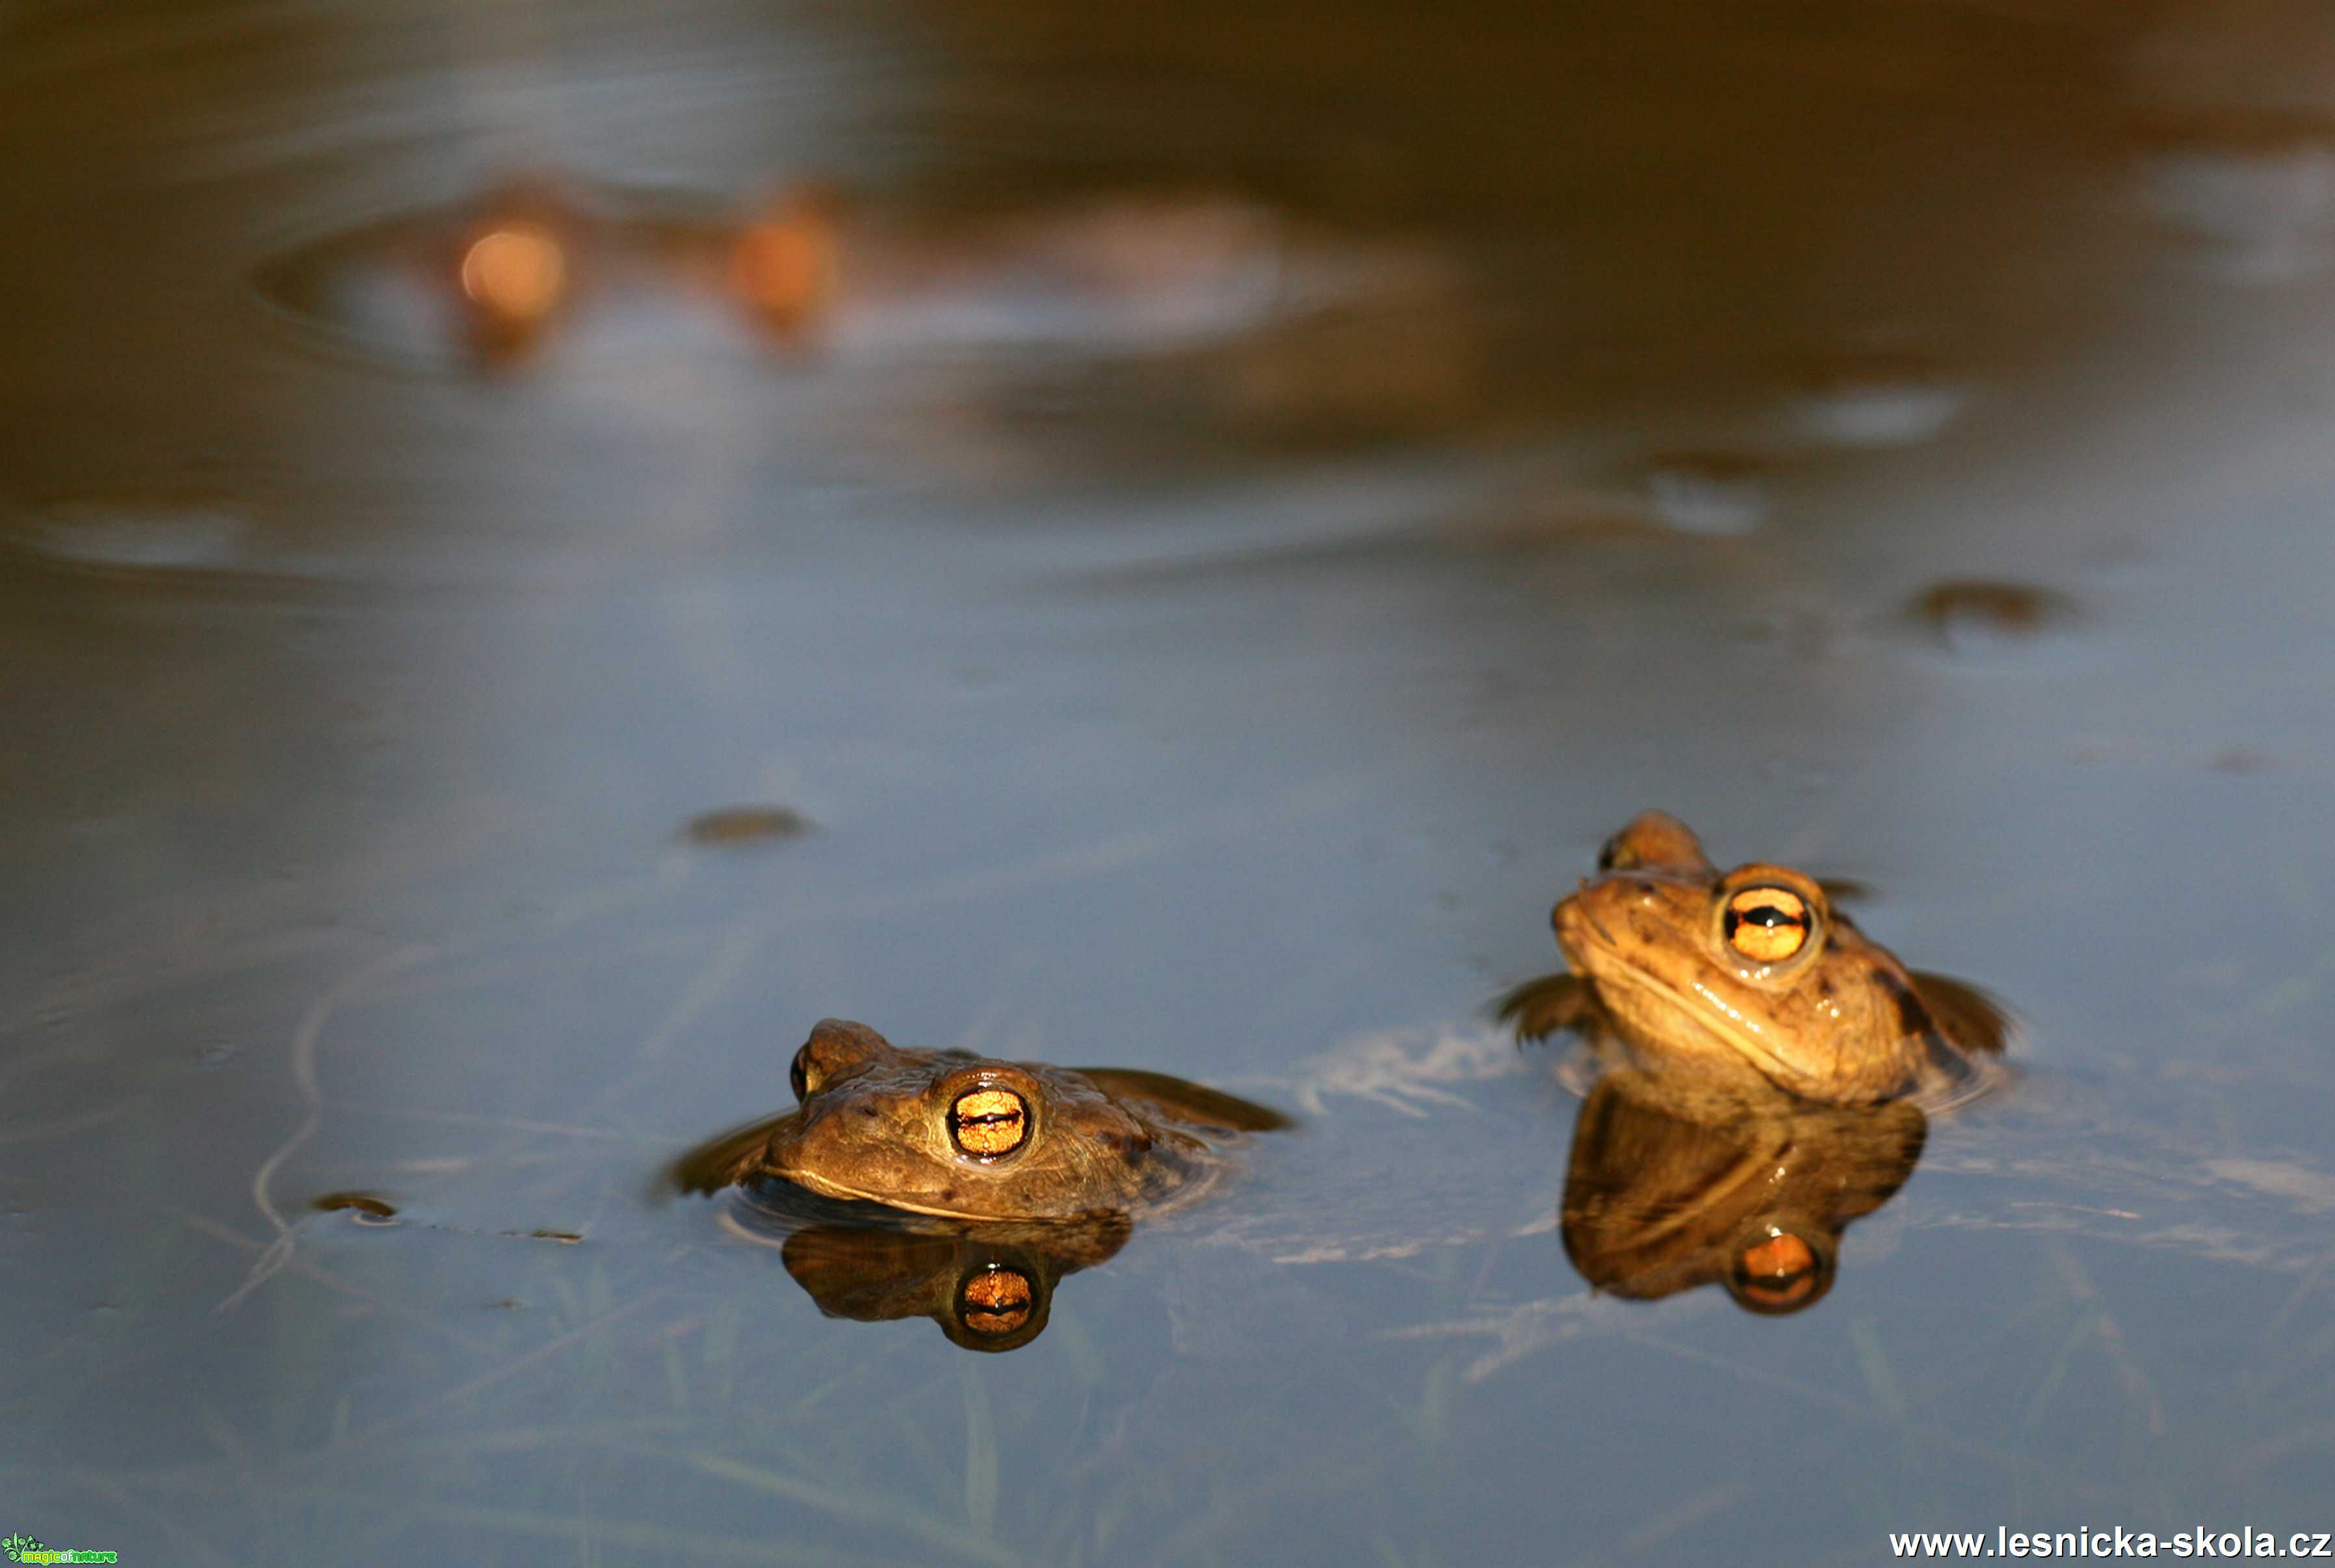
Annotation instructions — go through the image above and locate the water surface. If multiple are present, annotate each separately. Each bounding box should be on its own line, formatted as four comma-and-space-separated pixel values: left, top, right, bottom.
4, 1, 2334, 1562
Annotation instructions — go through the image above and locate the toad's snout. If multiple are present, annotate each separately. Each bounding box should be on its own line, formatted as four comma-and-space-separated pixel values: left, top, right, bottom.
1550, 887, 1625, 962
1553, 889, 1618, 971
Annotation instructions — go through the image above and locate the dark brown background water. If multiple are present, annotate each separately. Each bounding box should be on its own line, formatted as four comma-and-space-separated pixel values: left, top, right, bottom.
5, 1, 2333, 1561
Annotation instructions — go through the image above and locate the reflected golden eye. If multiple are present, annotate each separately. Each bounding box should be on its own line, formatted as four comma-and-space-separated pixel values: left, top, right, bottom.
1732, 1231, 1822, 1311
789, 1045, 814, 1102
959, 1265, 1036, 1336
1723, 887, 1812, 963
948, 1088, 1030, 1158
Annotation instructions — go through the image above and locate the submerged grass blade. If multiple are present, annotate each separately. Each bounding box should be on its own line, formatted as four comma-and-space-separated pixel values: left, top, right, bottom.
664, 1334, 690, 1414
1849, 1316, 1912, 1435
396, 1500, 893, 1565
1051, 1305, 1108, 1391
961, 1361, 1000, 1541
2020, 1299, 2102, 1440
686, 1452, 1022, 1567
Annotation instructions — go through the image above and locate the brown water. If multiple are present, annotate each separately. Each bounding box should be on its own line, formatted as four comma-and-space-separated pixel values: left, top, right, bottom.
5, 1, 2334, 1562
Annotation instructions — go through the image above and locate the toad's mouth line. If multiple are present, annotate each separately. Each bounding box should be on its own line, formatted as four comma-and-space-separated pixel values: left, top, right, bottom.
780, 1168, 1015, 1223
1572, 955, 1803, 1087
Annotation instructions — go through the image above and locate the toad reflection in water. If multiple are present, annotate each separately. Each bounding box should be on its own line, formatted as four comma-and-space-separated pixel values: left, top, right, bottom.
1559, 1067, 1927, 1314
1500, 812, 2012, 1312
671, 1018, 1288, 1350
730, 1209, 1134, 1353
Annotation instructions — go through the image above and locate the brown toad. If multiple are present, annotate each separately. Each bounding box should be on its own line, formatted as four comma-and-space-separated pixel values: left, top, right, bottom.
673, 1019, 1288, 1221
1500, 812, 2009, 1105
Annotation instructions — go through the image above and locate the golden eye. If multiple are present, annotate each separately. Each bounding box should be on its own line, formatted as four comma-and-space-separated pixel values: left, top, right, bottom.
958, 1264, 1036, 1337
789, 1044, 814, 1102
948, 1087, 1030, 1159
1730, 1230, 1825, 1313
1723, 887, 1812, 963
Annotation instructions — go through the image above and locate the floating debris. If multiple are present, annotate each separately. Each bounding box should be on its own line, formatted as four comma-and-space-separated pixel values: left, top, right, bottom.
681, 805, 815, 846
312, 1192, 399, 1224
1899, 578, 2079, 654
2206, 747, 2275, 774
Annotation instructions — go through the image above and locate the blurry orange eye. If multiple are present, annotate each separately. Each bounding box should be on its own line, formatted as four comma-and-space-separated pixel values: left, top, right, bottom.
730, 209, 838, 329
460, 224, 566, 320
949, 1088, 1030, 1158
1723, 887, 1812, 963
958, 1264, 1036, 1336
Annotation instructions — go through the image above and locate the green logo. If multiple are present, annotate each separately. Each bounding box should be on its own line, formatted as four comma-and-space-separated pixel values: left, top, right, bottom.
1, 1538, 116, 1565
